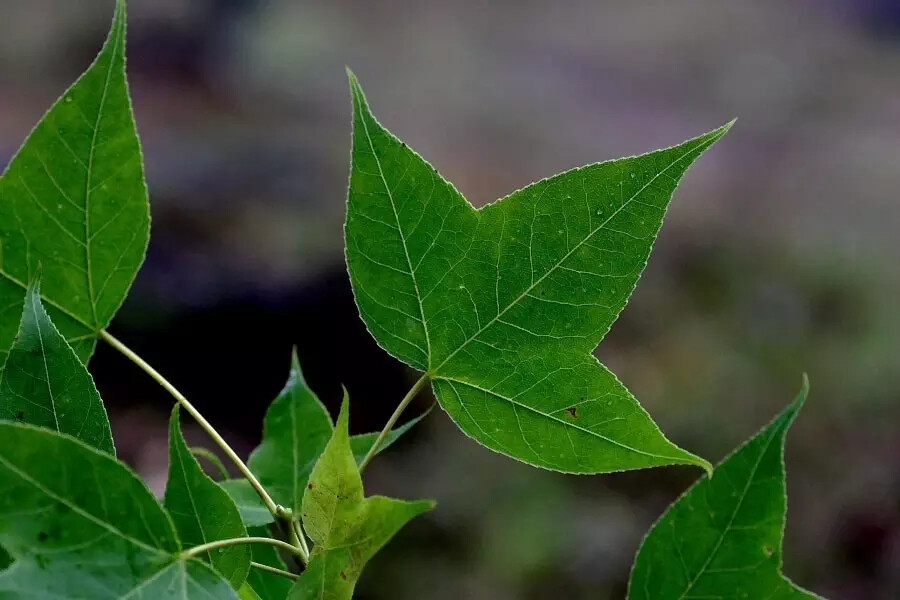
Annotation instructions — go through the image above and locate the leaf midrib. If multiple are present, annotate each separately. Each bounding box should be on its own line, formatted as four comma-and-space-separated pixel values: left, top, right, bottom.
439, 376, 692, 464
354, 86, 432, 361
429, 135, 713, 376
676, 421, 783, 599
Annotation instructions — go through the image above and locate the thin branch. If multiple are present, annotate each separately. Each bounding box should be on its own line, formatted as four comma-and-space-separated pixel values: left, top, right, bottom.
250, 560, 299, 581
181, 536, 305, 562
99, 330, 311, 558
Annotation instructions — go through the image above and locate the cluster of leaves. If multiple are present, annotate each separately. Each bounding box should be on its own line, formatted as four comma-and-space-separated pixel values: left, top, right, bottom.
0, 1, 825, 598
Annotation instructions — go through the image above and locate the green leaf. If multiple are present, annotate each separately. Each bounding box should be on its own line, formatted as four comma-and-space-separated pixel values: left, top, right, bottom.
221, 479, 276, 528
345, 71, 729, 475
290, 396, 434, 599
238, 583, 264, 600
349, 405, 431, 465
244, 526, 293, 600
628, 377, 823, 599
247, 349, 334, 516
0, 422, 238, 599
0, 0, 149, 363
164, 406, 251, 589
0, 282, 114, 455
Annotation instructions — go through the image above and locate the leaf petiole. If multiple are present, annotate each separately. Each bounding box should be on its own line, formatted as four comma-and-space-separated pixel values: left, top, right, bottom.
180, 536, 306, 562
358, 372, 430, 472
250, 560, 299, 581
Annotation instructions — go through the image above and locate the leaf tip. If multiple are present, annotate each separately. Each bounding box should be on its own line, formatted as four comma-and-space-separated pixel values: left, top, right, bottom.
336, 387, 351, 433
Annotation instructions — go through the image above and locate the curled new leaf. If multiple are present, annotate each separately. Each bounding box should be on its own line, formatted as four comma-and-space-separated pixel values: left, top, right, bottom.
345, 71, 729, 474
628, 377, 823, 599
0, 0, 149, 362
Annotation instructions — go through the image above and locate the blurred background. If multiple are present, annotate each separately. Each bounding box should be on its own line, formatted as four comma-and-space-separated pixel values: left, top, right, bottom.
1, 0, 899, 598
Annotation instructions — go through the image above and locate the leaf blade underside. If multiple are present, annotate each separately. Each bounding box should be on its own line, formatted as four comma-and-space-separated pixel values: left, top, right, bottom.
345, 72, 731, 474
628, 377, 823, 599
0, 0, 149, 363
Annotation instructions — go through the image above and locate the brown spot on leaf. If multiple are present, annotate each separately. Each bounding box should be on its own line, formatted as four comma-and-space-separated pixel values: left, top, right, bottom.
566, 406, 578, 418
307, 482, 315, 490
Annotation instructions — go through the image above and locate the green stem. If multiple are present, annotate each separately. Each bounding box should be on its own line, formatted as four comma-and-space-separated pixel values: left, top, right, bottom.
291, 519, 311, 560
99, 331, 289, 532
250, 560, 299, 581
189, 446, 230, 480
181, 536, 305, 562
359, 372, 430, 473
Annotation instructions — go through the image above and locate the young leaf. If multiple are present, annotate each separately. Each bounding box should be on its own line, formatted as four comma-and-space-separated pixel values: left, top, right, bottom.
247, 349, 334, 516
0, 0, 149, 363
0, 282, 114, 455
349, 405, 431, 465
238, 583, 264, 600
221, 479, 276, 528
165, 406, 251, 590
0, 422, 239, 599
244, 526, 294, 600
628, 377, 823, 599
291, 396, 434, 599
345, 72, 729, 474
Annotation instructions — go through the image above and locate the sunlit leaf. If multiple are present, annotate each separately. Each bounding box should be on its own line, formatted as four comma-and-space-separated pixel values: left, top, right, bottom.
628, 377, 823, 599
0, 0, 149, 362
165, 406, 251, 589
345, 72, 729, 474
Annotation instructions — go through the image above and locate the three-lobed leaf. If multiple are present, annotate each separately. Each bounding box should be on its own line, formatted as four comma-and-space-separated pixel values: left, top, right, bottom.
0, 422, 239, 599
290, 396, 434, 599
345, 72, 730, 475
0, 0, 149, 363
0, 282, 114, 454
628, 377, 822, 599
164, 406, 251, 590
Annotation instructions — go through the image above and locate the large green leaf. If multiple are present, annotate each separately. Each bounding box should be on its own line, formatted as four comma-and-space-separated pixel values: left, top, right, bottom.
0, 422, 238, 599
290, 397, 434, 599
0, 0, 149, 363
247, 350, 334, 516
0, 282, 114, 455
628, 378, 822, 599
244, 526, 293, 600
345, 72, 729, 474
164, 406, 251, 589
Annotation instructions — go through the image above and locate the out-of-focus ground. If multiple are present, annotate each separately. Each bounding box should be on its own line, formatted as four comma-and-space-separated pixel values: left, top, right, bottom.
1, 1, 899, 598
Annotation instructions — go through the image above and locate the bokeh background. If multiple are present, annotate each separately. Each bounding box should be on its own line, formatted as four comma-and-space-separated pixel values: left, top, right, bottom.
2, 1, 899, 598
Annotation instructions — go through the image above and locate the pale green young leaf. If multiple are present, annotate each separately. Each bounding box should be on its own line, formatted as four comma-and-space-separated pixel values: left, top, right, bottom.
164, 406, 251, 590
0, 422, 239, 599
0, 0, 149, 363
628, 377, 823, 599
292, 396, 434, 599
238, 583, 264, 600
0, 282, 114, 455
221, 479, 276, 528
345, 72, 729, 474
244, 526, 294, 600
247, 349, 334, 516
